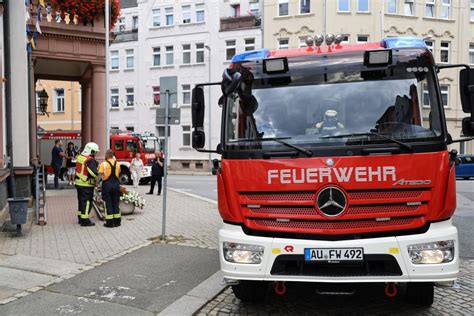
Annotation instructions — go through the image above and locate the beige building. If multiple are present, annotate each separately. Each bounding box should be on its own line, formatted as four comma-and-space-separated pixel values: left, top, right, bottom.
263, 0, 474, 153
36, 80, 82, 131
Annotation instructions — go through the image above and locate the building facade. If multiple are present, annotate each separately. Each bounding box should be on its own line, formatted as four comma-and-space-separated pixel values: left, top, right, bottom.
263, 0, 474, 153
109, 0, 262, 170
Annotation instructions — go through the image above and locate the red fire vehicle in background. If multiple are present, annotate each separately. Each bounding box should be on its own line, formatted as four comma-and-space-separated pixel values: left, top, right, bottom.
191, 36, 474, 306
39, 131, 160, 184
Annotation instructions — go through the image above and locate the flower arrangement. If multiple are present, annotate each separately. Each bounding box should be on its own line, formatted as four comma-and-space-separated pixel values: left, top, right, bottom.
120, 190, 145, 209
50, 0, 121, 27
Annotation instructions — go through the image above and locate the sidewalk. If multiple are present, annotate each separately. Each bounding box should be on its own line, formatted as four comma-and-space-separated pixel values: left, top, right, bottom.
0, 185, 221, 305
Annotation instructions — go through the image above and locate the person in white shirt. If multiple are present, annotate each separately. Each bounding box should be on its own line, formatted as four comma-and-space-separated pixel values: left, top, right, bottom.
130, 153, 144, 188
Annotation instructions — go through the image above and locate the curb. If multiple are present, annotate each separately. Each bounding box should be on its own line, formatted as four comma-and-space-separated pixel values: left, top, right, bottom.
168, 188, 217, 205
158, 271, 226, 316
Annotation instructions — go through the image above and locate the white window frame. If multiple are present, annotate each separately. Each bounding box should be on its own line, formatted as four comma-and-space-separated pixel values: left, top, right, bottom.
425, 40, 434, 54
278, 0, 289, 16
152, 9, 161, 27
404, 0, 415, 16
440, 84, 449, 108
196, 43, 205, 63
153, 86, 160, 106
126, 87, 135, 107
357, 0, 369, 13
165, 7, 174, 26
341, 34, 350, 43
422, 84, 430, 108
299, 0, 311, 14
182, 125, 191, 147
182, 84, 191, 106
278, 38, 289, 50
153, 47, 161, 66
440, 41, 450, 63
110, 88, 119, 108
226, 40, 236, 61
125, 49, 134, 69
110, 50, 119, 70
469, 43, 474, 65
357, 35, 369, 43
337, 0, 350, 12
425, 0, 435, 18
182, 44, 191, 64
387, 0, 397, 14
182, 5, 191, 24
132, 16, 138, 30
440, 0, 451, 19
250, 1, 260, 16
54, 88, 65, 113
196, 3, 205, 22
118, 17, 125, 32
299, 37, 308, 48
245, 38, 256, 51
230, 4, 240, 17
166, 46, 174, 65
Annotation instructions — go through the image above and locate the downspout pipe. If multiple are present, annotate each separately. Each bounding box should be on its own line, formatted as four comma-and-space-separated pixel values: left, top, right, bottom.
3, 0, 16, 198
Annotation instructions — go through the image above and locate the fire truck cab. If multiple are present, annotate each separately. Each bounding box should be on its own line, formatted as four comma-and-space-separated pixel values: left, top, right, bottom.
192, 36, 474, 306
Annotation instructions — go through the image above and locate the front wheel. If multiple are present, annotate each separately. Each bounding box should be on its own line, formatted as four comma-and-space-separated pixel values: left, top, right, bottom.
406, 282, 434, 307
231, 281, 267, 302
119, 169, 131, 185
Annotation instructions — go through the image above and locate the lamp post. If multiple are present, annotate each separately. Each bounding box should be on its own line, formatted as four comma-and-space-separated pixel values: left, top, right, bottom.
205, 45, 212, 172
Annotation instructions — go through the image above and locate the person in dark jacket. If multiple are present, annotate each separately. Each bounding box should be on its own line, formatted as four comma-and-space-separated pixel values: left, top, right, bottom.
51, 140, 66, 189
147, 152, 164, 195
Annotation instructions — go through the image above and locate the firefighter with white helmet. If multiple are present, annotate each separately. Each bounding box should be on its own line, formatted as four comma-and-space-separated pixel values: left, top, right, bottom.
315, 109, 345, 135
74, 142, 100, 226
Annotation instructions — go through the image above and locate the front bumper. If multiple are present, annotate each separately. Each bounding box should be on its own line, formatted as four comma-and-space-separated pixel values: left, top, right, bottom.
141, 166, 152, 178
219, 220, 458, 283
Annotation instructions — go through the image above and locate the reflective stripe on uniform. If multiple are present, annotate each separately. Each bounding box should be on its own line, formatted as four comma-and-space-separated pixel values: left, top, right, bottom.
113, 213, 121, 219
81, 201, 91, 219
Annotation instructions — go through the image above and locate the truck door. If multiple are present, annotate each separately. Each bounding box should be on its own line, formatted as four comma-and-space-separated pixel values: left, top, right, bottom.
113, 139, 126, 160
126, 140, 139, 159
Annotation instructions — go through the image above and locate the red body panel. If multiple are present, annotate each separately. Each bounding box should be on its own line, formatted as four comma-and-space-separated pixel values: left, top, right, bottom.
218, 151, 456, 235
110, 134, 156, 166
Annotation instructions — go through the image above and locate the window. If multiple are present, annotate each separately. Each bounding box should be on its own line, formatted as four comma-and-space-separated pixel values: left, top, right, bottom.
440, 0, 450, 19
357, 0, 369, 12
182, 44, 191, 64
165, 7, 173, 26
126, 88, 134, 106
341, 34, 350, 43
153, 86, 160, 106
440, 85, 449, 107
470, 43, 474, 65
166, 46, 174, 65
230, 4, 240, 17
387, 0, 397, 13
196, 4, 205, 22
111, 89, 119, 108
245, 38, 255, 51
114, 140, 124, 151
132, 16, 138, 30
425, 40, 434, 53
250, 1, 260, 16
118, 17, 125, 31
54, 89, 65, 112
182, 126, 191, 146
278, 38, 289, 49
152, 9, 160, 27
126, 49, 134, 69
196, 43, 205, 63
126, 127, 135, 133
299, 37, 308, 48
440, 41, 449, 63
278, 0, 289, 16
300, 0, 310, 14
182, 5, 191, 24
110, 50, 119, 70
471, 0, 474, 21
182, 84, 191, 105
404, 0, 414, 16
423, 84, 430, 107
357, 35, 369, 43
425, 0, 435, 17
226, 40, 236, 61
338, 0, 350, 12
153, 47, 161, 66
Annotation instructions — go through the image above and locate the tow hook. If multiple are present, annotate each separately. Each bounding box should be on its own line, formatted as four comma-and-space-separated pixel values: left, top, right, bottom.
274, 281, 287, 296
384, 282, 398, 298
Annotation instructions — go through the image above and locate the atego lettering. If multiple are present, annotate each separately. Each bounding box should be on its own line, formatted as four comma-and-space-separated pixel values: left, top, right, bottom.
267, 166, 397, 184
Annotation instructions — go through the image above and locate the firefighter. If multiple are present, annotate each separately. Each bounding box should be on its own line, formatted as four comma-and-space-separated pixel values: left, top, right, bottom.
315, 109, 345, 135
74, 142, 100, 227
98, 149, 122, 228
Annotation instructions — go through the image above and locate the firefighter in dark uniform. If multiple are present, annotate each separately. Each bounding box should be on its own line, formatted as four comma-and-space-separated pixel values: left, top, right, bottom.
98, 150, 122, 228
74, 142, 100, 227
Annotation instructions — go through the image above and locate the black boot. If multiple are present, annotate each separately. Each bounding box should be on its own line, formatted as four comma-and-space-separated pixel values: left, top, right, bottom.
81, 219, 95, 227
104, 219, 114, 228
78, 216, 82, 225
146, 192, 153, 195
114, 218, 121, 227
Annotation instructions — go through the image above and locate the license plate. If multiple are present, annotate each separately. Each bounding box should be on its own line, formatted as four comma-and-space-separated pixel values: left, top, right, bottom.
304, 248, 364, 262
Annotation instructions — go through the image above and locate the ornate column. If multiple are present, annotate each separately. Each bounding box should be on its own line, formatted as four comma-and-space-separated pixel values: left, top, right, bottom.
80, 79, 92, 147
90, 64, 106, 159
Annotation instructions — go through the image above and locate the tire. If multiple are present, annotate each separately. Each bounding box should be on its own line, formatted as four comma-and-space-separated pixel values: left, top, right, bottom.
406, 282, 434, 307
231, 281, 267, 302
119, 169, 131, 185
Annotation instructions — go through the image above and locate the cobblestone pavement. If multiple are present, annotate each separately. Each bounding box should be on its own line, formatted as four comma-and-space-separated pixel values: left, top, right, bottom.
0, 185, 221, 265
197, 259, 474, 316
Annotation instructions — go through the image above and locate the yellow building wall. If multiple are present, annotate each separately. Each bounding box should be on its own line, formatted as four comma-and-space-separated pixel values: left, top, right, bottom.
36, 80, 81, 131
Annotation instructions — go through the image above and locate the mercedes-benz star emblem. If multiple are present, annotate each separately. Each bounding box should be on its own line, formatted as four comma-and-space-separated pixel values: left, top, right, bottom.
326, 159, 334, 167
316, 187, 347, 217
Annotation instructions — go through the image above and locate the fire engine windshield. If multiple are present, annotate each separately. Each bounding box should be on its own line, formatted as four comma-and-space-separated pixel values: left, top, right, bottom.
142, 138, 159, 152
224, 48, 444, 154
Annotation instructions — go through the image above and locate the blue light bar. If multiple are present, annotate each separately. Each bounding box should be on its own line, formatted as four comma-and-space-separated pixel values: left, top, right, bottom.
231, 49, 271, 63
381, 37, 427, 49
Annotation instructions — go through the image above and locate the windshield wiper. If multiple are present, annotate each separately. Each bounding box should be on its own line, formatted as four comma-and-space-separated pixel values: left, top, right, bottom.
321, 132, 413, 152
227, 137, 313, 157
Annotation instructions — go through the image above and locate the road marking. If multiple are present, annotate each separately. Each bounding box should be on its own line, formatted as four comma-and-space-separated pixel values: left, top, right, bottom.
168, 188, 217, 205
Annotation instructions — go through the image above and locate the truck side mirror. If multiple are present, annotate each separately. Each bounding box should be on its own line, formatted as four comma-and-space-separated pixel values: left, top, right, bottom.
192, 86, 205, 129
460, 68, 474, 136
192, 131, 205, 149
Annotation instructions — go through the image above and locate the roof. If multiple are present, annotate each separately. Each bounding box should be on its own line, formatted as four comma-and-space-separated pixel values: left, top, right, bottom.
120, 0, 137, 9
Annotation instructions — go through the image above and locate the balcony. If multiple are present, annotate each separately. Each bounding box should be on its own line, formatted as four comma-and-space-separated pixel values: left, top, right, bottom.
220, 15, 261, 32
113, 27, 138, 43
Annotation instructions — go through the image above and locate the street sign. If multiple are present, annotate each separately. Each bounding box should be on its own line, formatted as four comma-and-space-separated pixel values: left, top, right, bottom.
156, 108, 181, 125
157, 76, 178, 125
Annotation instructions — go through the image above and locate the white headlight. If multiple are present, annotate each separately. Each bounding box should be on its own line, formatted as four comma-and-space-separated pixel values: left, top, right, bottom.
408, 240, 454, 264
223, 242, 264, 264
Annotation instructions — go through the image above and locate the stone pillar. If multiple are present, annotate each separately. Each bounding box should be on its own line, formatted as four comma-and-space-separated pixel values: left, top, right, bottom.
80, 80, 92, 147
90, 64, 106, 159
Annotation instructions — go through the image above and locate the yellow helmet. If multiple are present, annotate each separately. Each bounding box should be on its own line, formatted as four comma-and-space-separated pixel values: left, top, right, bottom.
82, 142, 100, 156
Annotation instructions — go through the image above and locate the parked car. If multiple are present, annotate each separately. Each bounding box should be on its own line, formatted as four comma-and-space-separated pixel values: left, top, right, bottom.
455, 155, 474, 179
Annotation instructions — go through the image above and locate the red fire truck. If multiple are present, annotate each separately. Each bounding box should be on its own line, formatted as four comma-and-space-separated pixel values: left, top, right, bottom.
191, 36, 474, 306
39, 131, 160, 184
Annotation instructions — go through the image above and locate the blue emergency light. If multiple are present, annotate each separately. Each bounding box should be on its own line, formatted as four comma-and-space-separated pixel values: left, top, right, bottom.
381, 37, 427, 49
231, 48, 271, 63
